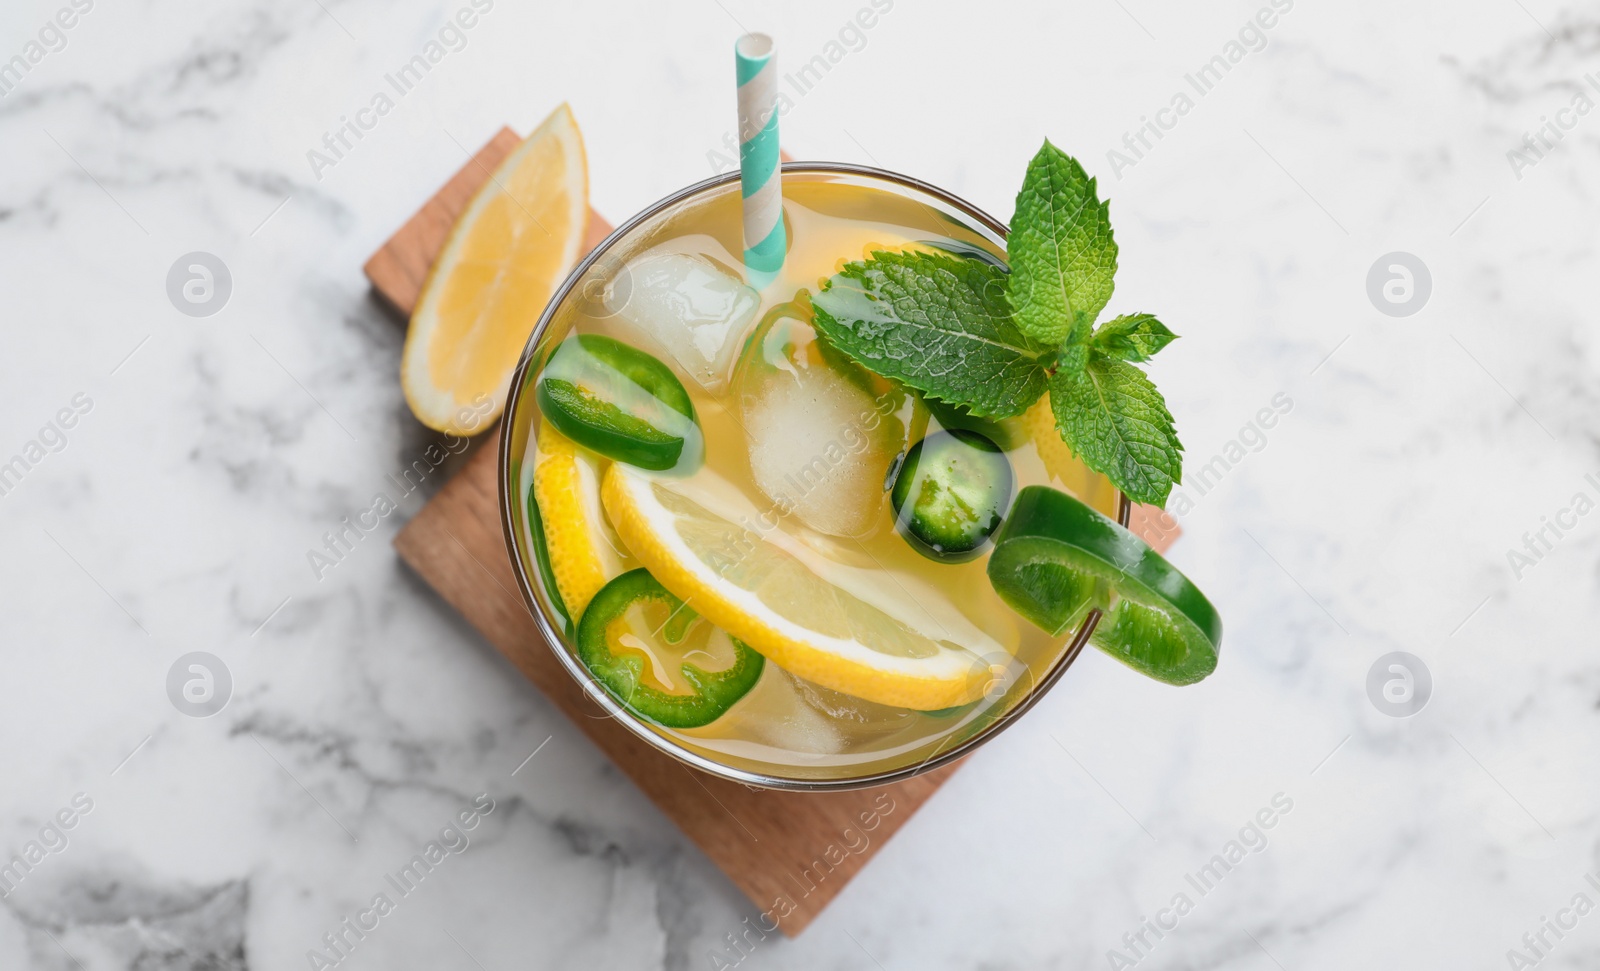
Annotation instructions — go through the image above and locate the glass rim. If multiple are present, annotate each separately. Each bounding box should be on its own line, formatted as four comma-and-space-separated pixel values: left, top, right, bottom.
498, 161, 1131, 792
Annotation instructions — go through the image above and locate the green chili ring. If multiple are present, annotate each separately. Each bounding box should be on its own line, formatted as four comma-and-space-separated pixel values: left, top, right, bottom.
536, 334, 700, 471
576, 569, 765, 728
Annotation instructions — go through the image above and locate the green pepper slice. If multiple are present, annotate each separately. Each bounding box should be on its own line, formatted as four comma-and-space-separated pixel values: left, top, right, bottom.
890, 429, 1014, 562
986, 486, 1221, 685
536, 334, 701, 471
576, 569, 765, 728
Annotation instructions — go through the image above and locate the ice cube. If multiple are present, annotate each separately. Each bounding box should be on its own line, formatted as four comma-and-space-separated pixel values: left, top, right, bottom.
738, 311, 908, 538
607, 253, 759, 393
693, 665, 844, 756
792, 677, 917, 737
751, 672, 847, 756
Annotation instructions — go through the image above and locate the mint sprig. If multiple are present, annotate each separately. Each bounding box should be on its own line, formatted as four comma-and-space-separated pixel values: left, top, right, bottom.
810, 250, 1051, 419
1007, 143, 1118, 347
1091, 313, 1177, 363
810, 141, 1184, 507
1050, 350, 1182, 507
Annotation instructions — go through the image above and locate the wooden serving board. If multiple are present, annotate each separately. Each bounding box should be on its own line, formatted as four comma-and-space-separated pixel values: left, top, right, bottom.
365, 127, 1177, 935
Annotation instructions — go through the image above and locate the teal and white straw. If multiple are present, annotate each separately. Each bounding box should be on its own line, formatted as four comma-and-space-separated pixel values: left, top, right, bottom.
735, 33, 785, 284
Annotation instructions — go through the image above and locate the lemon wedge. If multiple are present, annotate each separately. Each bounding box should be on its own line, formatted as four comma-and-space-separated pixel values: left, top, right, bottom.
402, 104, 588, 434
600, 462, 1003, 710
532, 421, 626, 616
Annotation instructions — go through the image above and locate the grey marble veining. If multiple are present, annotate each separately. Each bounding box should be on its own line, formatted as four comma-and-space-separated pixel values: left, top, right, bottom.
2, 0, 1597, 968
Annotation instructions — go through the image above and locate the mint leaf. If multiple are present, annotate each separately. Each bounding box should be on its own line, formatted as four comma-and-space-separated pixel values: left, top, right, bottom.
1057, 340, 1091, 375
1006, 141, 1118, 346
811, 250, 1052, 419
1049, 353, 1183, 507
1092, 314, 1177, 363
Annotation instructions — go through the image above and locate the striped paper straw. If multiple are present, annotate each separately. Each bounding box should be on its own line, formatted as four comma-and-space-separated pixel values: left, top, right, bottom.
735, 33, 785, 282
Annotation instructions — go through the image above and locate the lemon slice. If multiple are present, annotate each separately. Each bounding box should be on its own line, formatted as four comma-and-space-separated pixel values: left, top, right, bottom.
402, 104, 589, 434
532, 421, 626, 616
601, 462, 1003, 710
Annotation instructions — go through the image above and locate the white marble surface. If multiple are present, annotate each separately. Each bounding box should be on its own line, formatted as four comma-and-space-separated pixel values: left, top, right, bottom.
2, 0, 1597, 967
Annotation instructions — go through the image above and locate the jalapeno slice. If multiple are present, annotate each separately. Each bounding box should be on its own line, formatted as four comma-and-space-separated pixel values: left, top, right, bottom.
525, 479, 574, 640
536, 335, 701, 471
986, 486, 1221, 686
576, 569, 765, 728
890, 429, 1014, 562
